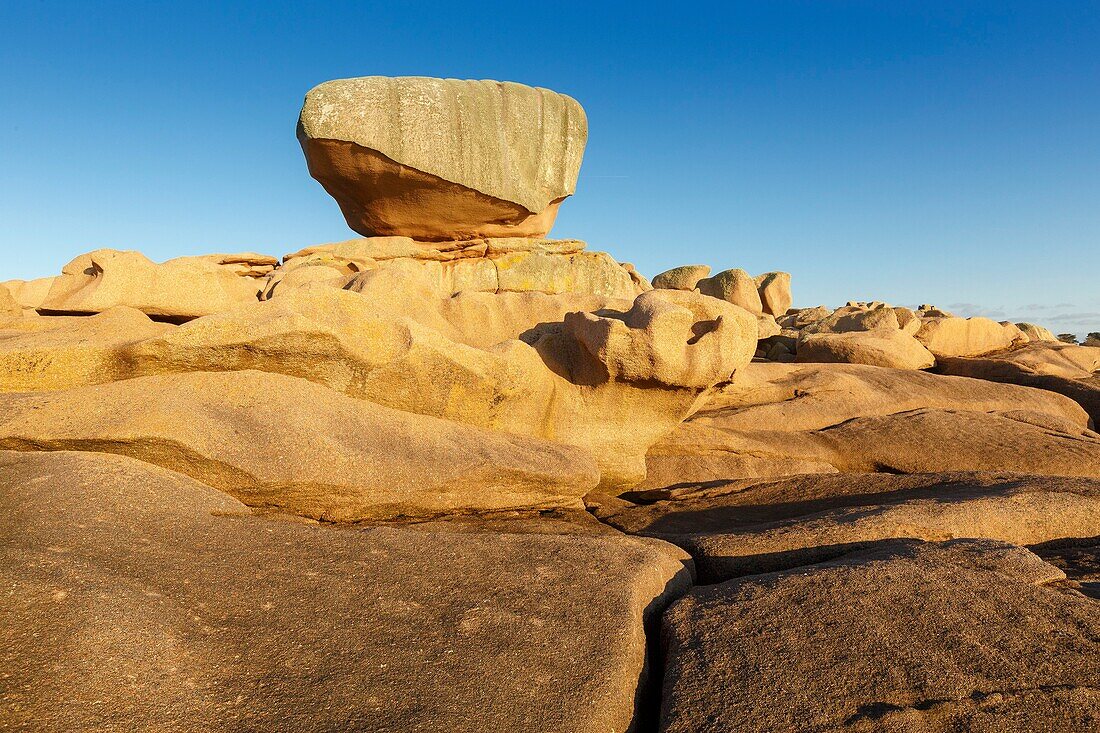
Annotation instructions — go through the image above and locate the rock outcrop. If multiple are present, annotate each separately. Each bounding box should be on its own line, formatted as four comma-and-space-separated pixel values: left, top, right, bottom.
795, 329, 936, 370
0, 307, 175, 392
0, 371, 599, 520
0, 284, 20, 319
124, 283, 758, 489
1017, 321, 1059, 342
37, 249, 271, 322
600, 472, 1100, 580
641, 362, 1097, 490
915, 315, 1020, 357
659, 540, 1100, 732
7, 74, 1099, 733
651, 265, 710, 291
1, 449, 691, 733
753, 271, 791, 316
0, 276, 56, 310
936, 342, 1100, 426
696, 268, 763, 314
268, 236, 641, 300
298, 76, 587, 241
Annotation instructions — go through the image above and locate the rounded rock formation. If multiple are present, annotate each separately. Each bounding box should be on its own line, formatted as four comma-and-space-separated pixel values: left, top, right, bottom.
298, 76, 588, 241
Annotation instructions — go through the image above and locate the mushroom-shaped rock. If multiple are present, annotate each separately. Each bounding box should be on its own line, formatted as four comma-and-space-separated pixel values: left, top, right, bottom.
298, 76, 587, 241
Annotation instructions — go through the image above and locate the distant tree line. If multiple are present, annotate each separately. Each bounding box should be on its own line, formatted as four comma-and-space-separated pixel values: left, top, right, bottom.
1060, 332, 1100, 346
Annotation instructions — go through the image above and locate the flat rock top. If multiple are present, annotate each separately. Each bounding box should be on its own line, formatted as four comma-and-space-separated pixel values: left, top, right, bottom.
660, 539, 1100, 733
298, 76, 587, 212
0, 449, 691, 733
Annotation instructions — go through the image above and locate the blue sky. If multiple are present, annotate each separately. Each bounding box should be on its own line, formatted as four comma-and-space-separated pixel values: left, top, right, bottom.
2, 1, 1098, 335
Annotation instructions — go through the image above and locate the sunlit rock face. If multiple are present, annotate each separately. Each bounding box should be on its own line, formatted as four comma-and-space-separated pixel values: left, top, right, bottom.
298, 76, 587, 241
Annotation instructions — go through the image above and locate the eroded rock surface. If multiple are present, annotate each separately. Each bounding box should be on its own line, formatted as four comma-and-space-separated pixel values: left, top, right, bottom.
268, 236, 641, 300
660, 540, 1100, 733
937, 343, 1100, 425
641, 362, 1096, 489
0, 307, 175, 392
601, 472, 1100, 580
0, 371, 599, 520
0, 450, 691, 733
124, 284, 758, 489
298, 77, 587, 240
38, 249, 267, 321
795, 329, 935, 370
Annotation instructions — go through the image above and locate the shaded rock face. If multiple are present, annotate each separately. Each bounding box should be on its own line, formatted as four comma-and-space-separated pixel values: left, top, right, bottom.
0, 283, 20, 318
298, 77, 587, 241
600, 472, 1100, 581
0, 371, 601, 521
0, 450, 692, 733
659, 540, 1100, 733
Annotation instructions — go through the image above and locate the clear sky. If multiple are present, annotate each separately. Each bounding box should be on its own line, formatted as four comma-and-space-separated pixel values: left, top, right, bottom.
2, 1, 1097, 336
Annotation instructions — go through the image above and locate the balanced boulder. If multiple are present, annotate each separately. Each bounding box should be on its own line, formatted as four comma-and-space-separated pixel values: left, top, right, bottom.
298, 76, 587, 241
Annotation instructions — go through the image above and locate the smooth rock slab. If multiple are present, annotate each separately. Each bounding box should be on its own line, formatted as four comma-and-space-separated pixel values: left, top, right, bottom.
795, 329, 936, 370
602, 472, 1100, 580
937, 343, 1100, 426
0, 450, 691, 733
639, 362, 1095, 490
647, 407, 1100, 489
0, 370, 599, 521
915, 315, 1016, 357
660, 539, 1100, 733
